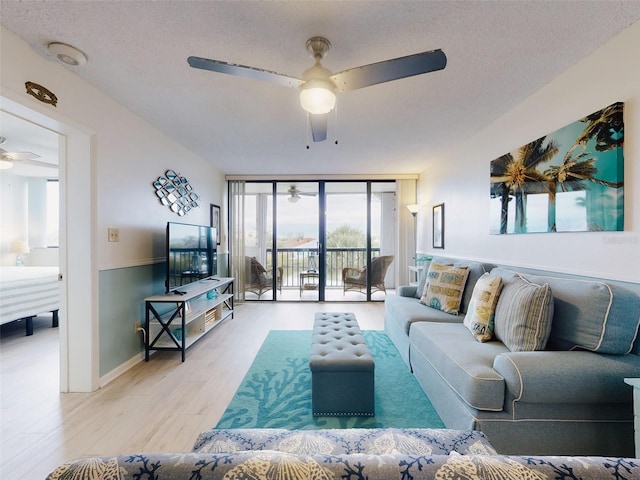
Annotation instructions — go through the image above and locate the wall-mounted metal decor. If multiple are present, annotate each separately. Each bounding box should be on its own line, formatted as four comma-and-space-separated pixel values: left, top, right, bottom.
153, 169, 200, 216
25, 81, 58, 107
490, 102, 624, 234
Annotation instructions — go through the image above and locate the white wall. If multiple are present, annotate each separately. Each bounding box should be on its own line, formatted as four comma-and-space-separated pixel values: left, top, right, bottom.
1, 25, 226, 391
27, 178, 49, 249
0, 172, 28, 265
0, 174, 55, 265
94, 102, 227, 270
0, 27, 226, 270
417, 21, 640, 283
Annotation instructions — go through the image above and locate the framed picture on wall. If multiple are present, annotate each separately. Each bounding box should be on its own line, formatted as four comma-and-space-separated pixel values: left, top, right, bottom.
433, 203, 444, 249
210, 203, 221, 245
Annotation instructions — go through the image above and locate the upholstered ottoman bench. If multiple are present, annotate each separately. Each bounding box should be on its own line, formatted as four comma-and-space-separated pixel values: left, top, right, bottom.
309, 312, 375, 416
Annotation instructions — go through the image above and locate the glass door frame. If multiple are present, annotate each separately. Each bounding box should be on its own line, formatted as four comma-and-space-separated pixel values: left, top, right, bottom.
237, 179, 395, 302
319, 181, 374, 301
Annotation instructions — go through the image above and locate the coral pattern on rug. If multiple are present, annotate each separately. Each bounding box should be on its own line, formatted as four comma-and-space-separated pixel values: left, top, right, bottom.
215, 330, 444, 429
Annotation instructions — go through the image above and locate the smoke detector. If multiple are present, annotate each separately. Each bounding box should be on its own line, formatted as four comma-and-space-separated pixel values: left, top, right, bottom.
47, 42, 87, 66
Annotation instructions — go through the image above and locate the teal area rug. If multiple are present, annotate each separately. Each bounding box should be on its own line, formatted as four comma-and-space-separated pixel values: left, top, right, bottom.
216, 330, 445, 429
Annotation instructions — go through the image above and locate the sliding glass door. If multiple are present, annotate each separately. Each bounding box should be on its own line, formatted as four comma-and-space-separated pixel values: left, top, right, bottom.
324, 183, 368, 301
276, 182, 320, 302
238, 180, 396, 302
324, 182, 396, 301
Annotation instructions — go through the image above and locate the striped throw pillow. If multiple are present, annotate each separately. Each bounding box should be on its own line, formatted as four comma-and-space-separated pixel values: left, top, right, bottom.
494, 273, 554, 352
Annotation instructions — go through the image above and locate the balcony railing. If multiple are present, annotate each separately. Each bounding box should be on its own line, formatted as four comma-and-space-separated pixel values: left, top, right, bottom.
266, 248, 380, 288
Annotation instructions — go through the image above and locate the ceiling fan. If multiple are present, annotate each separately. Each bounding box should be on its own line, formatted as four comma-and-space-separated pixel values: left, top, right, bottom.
287, 185, 316, 203
0, 148, 57, 170
188, 37, 446, 142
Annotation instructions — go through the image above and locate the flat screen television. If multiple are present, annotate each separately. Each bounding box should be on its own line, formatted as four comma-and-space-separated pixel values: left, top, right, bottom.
165, 221, 217, 293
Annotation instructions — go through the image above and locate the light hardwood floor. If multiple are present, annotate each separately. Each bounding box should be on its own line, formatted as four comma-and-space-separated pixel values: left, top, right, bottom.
0, 301, 385, 479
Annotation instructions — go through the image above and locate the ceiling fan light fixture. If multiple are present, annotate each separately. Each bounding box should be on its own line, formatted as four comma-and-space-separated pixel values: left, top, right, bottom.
300, 61, 336, 115
186, 34, 446, 141
0, 160, 14, 170
288, 193, 300, 203
300, 86, 336, 114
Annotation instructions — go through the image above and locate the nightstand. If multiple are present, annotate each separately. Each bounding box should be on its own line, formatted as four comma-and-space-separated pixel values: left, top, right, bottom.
624, 378, 640, 458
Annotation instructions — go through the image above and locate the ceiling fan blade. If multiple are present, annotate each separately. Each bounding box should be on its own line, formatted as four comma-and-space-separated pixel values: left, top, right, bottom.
188, 56, 303, 88
22, 158, 57, 169
285, 186, 317, 196
309, 114, 328, 142
330, 48, 446, 93
0, 150, 41, 161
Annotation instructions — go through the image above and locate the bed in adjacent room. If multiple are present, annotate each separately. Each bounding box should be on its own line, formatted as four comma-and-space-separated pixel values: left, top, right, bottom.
0, 266, 60, 335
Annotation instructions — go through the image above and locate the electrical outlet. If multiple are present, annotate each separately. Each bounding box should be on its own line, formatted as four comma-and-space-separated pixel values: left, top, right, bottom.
134, 321, 141, 333
108, 228, 120, 242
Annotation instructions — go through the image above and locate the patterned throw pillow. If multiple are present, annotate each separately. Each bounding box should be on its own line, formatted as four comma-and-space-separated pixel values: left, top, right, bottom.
494, 274, 554, 352
463, 273, 503, 342
420, 263, 470, 315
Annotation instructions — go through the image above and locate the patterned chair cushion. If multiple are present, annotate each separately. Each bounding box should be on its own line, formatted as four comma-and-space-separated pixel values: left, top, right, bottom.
193, 428, 497, 455
47, 450, 640, 480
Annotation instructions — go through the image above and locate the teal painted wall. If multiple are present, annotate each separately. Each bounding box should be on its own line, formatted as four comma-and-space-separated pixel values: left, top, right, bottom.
218, 253, 230, 277
98, 263, 165, 377
98, 255, 228, 378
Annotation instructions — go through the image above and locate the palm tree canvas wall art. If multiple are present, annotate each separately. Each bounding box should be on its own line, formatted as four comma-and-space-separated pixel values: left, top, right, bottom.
490, 102, 624, 234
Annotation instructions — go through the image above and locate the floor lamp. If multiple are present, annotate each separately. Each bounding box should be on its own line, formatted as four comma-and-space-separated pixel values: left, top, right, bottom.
406, 204, 419, 266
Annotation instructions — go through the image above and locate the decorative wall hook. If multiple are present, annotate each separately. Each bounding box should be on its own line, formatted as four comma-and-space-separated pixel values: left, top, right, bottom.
25, 81, 58, 107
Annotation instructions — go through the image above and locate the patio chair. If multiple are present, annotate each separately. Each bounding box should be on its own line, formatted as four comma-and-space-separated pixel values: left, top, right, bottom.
245, 256, 283, 299
342, 255, 394, 295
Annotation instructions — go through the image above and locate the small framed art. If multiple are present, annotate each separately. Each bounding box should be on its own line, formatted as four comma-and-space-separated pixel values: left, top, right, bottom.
433, 203, 444, 249
210, 203, 221, 245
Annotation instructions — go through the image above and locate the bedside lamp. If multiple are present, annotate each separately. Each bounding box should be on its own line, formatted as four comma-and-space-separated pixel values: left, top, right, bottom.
10, 240, 30, 266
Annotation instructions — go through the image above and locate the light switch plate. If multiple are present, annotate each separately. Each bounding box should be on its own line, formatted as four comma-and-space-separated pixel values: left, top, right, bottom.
108, 228, 120, 242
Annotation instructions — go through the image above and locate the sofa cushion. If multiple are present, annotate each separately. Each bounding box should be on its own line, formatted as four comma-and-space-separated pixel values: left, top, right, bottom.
492, 268, 640, 355
493, 350, 640, 406
494, 274, 554, 352
385, 294, 463, 335
193, 428, 498, 455
540, 277, 640, 355
420, 263, 470, 315
410, 322, 508, 411
47, 451, 640, 480
463, 273, 503, 342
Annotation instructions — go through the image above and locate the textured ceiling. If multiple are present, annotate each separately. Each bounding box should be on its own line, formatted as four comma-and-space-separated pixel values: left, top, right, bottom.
1, 1, 640, 176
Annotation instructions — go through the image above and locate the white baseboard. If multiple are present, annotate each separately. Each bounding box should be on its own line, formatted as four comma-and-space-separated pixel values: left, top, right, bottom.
99, 350, 147, 388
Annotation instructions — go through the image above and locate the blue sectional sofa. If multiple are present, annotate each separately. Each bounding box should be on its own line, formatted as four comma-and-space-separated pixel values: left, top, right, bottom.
384, 256, 640, 457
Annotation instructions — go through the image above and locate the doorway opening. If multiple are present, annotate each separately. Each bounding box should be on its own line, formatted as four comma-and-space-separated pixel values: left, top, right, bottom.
0, 110, 61, 396
2, 93, 97, 393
